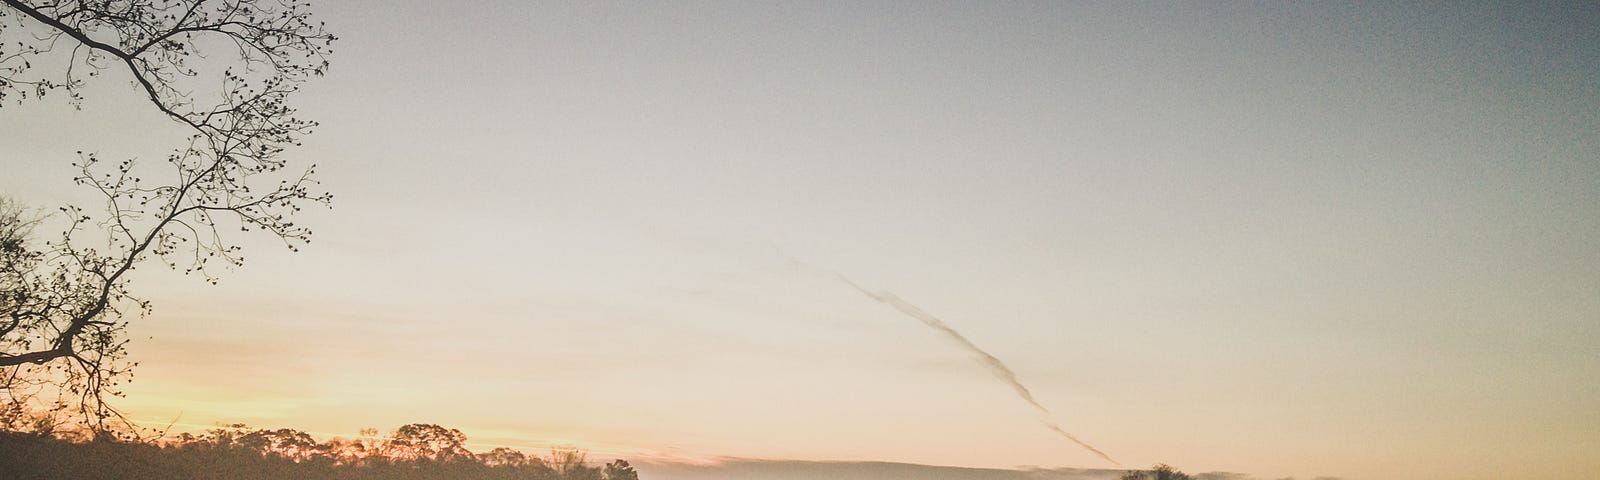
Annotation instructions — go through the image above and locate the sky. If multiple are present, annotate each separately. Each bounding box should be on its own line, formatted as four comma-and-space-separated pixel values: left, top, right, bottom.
3, 1, 1599, 479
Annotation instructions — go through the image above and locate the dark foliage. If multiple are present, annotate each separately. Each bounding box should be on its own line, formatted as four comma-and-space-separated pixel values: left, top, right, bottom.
0, 0, 335, 428
0, 422, 637, 480
1121, 463, 1194, 480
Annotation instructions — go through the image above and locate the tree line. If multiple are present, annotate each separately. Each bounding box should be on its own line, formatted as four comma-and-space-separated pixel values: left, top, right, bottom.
0, 410, 640, 480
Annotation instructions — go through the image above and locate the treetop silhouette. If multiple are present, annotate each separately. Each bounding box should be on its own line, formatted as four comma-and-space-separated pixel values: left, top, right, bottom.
0, 0, 335, 429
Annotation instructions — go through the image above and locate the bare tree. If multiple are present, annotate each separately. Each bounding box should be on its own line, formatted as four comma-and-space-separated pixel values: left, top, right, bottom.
549, 446, 602, 480
0, 0, 334, 430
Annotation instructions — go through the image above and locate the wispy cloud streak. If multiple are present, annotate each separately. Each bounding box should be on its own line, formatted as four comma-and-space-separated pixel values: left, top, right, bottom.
833, 274, 1118, 465
835, 276, 1049, 412
1043, 422, 1117, 466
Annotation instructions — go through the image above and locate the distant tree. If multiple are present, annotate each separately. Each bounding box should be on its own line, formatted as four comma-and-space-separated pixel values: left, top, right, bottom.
235, 427, 326, 461
604, 459, 639, 480
0, 0, 335, 429
383, 423, 471, 463
1121, 463, 1194, 480
549, 446, 603, 480
194, 422, 254, 448
478, 446, 537, 467
2, 416, 638, 480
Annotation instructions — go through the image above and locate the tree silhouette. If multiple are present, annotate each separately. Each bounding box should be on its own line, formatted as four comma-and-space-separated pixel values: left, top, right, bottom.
1121, 463, 1193, 480
479, 447, 543, 468
382, 423, 471, 463
0, 0, 334, 429
234, 427, 327, 462
1, 417, 643, 479
549, 446, 603, 480
604, 459, 639, 480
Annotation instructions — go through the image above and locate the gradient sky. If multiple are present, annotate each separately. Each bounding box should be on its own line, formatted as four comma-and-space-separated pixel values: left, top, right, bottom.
3, 1, 1598, 479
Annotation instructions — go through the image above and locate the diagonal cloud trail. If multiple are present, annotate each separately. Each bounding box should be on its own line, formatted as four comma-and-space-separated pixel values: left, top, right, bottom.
1044, 422, 1119, 466
834, 274, 1119, 465
835, 275, 1051, 413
